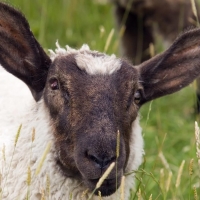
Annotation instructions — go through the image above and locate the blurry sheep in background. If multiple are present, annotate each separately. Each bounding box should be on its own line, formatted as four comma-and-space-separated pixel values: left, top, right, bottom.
113, 0, 200, 112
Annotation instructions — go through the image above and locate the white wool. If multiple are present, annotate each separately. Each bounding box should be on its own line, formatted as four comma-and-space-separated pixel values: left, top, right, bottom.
49, 42, 91, 60
75, 53, 121, 75
49, 43, 122, 75
0, 57, 143, 199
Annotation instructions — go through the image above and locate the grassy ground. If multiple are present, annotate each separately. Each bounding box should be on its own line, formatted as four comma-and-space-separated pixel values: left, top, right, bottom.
5, 0, 200, 199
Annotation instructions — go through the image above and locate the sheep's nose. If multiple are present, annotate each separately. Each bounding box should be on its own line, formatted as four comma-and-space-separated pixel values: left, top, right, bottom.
87, 153, 116, 169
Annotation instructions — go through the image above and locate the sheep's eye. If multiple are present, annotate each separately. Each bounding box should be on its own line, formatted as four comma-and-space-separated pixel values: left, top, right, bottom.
134, 90, 141, 104
49, 78, 59, 90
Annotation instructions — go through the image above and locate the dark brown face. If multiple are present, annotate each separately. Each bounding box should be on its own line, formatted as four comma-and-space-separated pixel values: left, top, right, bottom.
43, 54, 141, 196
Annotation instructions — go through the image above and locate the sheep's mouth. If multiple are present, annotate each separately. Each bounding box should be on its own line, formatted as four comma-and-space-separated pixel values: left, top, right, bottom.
86, 177, 121, 196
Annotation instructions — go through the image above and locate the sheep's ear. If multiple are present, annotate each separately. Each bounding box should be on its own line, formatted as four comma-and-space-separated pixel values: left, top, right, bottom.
138, 28, 200, 104
0, 3, 51, 101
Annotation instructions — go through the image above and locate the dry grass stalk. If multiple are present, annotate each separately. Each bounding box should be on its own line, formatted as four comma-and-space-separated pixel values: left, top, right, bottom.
116, 130, 120, 159
94, 0, 109, 5
1, 124, 23, 198
2, 145, 5, 162
175, 160, 185, 188
149, 194, 152, 200
120, 176, 125, 200
27, 166, 31, 186
189, 158, 194, 176
145, 100, 153, 128
158, 151, 170, 171
69, 192, 73, 200
195, 122, 200, 166
40, 189, 45, 200
96, 162, 115, 189
137, 188, 142, 200
32, 128, 35, 143
159, 168, 165, 192
98, 191, 102, 200
0, 173, 1, 184
81, 189, 88, 199
119, 25, 126, 38
104, 28, 114, 52
149, 43, 155, 58
26, 166, 31, 200
99, 25, 105, 38
35, 142, 51, 175
87, 162, 115, 200
194, 186, 198, 200
166, 171, 172, 192
115, 130, 120, 194
46, 174, 50, 197
190, 0, 199, 26
15, 124, 22, 146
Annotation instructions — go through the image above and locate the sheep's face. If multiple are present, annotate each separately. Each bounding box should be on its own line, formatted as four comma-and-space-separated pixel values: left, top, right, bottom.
44, 50, 141, 196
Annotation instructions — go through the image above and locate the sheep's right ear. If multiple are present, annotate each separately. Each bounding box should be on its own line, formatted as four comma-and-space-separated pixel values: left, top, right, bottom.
0, 3, 51, 101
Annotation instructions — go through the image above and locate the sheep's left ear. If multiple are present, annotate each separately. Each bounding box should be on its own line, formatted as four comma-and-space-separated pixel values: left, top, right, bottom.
0, 3, 51, 101
137, 28, 200, 104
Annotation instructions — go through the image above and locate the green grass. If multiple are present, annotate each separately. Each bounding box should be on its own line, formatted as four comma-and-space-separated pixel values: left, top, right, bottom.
5, 0, 200, 199
9, 0, 117, 53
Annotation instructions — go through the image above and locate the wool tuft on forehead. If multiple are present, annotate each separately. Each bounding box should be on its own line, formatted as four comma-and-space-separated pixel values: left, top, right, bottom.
49, 42, 122, 75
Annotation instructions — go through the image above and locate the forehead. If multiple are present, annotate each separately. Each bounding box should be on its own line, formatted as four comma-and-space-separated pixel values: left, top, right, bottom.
49, 44, 138, 84
50, 44, 121, 75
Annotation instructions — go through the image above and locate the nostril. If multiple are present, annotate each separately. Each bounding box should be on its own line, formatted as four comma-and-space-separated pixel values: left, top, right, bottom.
86, 152, 116, 169
88, 154, 100, 164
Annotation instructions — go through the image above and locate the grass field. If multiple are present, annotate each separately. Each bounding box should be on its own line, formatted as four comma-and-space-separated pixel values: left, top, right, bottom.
4, 0, 200, 199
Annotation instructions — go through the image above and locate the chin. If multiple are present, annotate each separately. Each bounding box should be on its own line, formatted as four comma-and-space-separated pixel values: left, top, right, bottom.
85, 178, 121, 197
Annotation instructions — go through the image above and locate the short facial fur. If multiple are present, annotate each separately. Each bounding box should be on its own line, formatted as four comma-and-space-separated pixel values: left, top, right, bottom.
43, 50, 141, 195
1, 2, 200, 199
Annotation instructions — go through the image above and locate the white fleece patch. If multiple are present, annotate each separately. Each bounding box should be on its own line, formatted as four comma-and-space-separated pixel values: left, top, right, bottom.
49, 42, 122, 75
75, 52, 121, 75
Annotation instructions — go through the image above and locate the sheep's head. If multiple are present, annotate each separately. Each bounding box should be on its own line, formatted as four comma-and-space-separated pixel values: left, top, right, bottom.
1, 2, 200, 197
43, 46, 141, 195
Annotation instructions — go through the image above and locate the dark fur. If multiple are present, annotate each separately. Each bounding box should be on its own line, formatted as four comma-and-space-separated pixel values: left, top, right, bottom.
44, 55, 139, 195
114, 0, 199, 64
1, 2, 200, 197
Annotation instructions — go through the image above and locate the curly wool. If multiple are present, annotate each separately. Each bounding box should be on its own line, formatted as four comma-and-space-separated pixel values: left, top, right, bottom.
0, 46, 144, 199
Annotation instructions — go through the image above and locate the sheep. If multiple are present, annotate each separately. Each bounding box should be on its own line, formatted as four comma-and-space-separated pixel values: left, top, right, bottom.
112, 0, 200, 112
1, 2, 200, 200
113, 0, 199, 63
